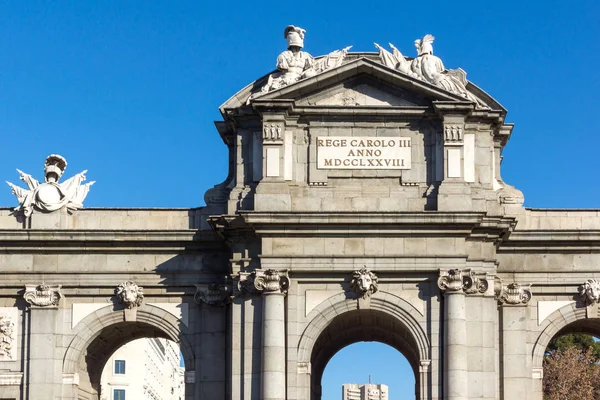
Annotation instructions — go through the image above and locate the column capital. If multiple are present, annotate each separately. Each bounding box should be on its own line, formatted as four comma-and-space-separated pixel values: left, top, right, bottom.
497, 282, 532, 306
23, 284, 62, 307
238, 269, 289, 295
438, 269, 488, 295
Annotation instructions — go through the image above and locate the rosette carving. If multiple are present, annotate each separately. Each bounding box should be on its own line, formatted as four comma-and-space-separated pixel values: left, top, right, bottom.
116, 281, 144, 309
23, 284, 62, 307
350, 267, 379, 299
497, 283, 532, 305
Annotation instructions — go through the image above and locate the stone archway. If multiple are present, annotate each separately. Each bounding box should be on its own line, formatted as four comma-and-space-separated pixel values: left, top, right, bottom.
63, 304, 195, 400
531, 302, 600, 400
297, 292, 430, 400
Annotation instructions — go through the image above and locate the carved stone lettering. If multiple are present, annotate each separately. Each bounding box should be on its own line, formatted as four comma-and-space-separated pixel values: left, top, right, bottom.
317, 136, 412, 170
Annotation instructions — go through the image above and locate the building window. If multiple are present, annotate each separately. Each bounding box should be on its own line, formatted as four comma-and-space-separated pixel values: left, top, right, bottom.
113, 389, 125, 400
114, 360, 126, 374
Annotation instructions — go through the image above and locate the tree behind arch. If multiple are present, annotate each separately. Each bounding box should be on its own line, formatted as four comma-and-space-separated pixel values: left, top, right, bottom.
544, 335, 600, 400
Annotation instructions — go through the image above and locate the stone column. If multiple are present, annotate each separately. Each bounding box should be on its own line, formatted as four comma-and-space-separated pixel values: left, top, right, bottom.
498, 283, 532, 400
23, 284, 63, 399
253, 269, 289, 400
438, 270, 468, 400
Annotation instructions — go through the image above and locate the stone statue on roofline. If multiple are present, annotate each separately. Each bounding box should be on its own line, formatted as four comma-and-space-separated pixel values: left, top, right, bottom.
254, 25, 352, 96
6, 154, 95, 217
375, 34, 486, 107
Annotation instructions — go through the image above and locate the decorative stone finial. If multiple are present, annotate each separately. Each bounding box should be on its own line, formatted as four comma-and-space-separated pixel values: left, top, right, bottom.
375, 35, 486, 107
438, 269, 488, 294
6, 154, 95, 217
579, 279, 600, 306
252, 26, 351, 97
23, 284, 62, 307
194, 283, 230, 306
497, 283, 532, 305
350, 267, 379, 299
237, 269, 289, 295
116, 281, 144, 309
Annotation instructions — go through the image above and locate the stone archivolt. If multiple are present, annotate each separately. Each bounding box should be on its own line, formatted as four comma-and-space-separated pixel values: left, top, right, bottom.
23, 284, 62, 307
350, 266, 379, 299
116, 281, 144, 309
497, 282, 532, 305
579, 279, 600, 306
438, 269, 488, 294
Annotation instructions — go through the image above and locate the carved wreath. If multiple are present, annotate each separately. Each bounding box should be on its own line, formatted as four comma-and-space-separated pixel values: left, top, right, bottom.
116, 281, 144, 309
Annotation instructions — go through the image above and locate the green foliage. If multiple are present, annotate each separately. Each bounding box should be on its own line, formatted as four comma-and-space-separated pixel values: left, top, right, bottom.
547, 333, 600, 360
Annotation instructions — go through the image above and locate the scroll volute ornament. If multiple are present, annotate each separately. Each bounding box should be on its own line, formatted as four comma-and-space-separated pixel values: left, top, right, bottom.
254, 269, 289, 293
438, 269, 488, 294
497, 283, 532, 305
438, 269, 465, 292
24, 284, 62, 307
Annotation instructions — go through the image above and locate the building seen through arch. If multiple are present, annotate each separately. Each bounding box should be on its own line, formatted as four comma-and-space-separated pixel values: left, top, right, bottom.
100, 338, 185, 400
1, 26, 600, 400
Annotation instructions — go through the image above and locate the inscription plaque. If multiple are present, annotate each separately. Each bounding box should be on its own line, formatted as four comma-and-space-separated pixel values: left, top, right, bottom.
317, 137, 411, 169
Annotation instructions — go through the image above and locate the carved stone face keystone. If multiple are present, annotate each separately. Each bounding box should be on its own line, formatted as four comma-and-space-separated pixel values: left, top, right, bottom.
116, 281, 144, 309
579, 279, 600, 306
351, 267, 378, 299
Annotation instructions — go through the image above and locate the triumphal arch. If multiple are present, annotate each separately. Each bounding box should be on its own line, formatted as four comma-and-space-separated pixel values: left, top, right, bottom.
1, 26, 599, 400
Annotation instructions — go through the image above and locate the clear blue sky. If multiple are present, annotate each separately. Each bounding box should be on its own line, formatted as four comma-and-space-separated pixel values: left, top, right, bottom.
0, 1, 599, 399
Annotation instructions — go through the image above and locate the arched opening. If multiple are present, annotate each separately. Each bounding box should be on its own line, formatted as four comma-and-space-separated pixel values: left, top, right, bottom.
322, 341, 415, 399
542, 319, 600, 399
100, 337, 185, 400
63, 306, 194, 400
308, 308, 425, 400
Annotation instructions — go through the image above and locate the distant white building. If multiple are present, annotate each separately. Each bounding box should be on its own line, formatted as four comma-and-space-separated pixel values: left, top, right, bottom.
342, 383, 389, 400
100, 338, 185, 400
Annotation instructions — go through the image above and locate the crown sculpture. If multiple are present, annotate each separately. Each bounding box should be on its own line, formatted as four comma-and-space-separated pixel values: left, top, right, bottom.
6, 154, 94, 217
